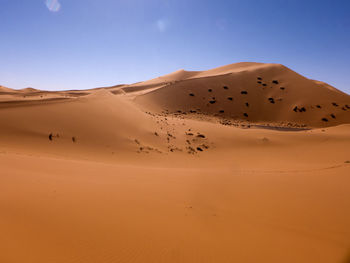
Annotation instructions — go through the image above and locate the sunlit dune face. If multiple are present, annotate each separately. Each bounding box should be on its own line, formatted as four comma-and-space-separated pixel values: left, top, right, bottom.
45, 0, 61, 12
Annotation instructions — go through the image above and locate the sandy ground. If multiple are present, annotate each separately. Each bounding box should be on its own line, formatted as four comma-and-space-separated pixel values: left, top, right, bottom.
1, 63, 350, 263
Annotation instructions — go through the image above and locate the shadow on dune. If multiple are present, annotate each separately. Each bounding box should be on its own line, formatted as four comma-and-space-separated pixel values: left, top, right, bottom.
342, 252, 350, 263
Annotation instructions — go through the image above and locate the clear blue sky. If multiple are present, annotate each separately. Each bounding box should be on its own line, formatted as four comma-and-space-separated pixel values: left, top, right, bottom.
1, 0, 349, 93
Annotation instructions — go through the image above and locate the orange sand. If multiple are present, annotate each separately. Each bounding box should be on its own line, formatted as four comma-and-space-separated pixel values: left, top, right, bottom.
1, 63, 350, 263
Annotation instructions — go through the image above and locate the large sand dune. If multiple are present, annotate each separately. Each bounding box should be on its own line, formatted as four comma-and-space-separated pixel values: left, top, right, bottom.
1, 63, 350, 263
135, 63, 350, 127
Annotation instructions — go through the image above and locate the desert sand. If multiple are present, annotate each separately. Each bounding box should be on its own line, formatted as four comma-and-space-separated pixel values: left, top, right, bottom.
1, 63, 350, 263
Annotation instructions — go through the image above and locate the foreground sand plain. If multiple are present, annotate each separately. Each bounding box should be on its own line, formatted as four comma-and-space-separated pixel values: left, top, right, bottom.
1, 63, 350, 263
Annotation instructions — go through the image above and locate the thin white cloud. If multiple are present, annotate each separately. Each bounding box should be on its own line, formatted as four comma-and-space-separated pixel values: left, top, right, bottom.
45, 0, 61, 12
156, 19, 168, 33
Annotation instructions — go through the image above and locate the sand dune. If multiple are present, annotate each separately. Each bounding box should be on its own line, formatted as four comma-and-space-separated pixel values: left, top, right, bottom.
0, 85, 14, 92
1, 63, 350, 263
135, 63, 350, 127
